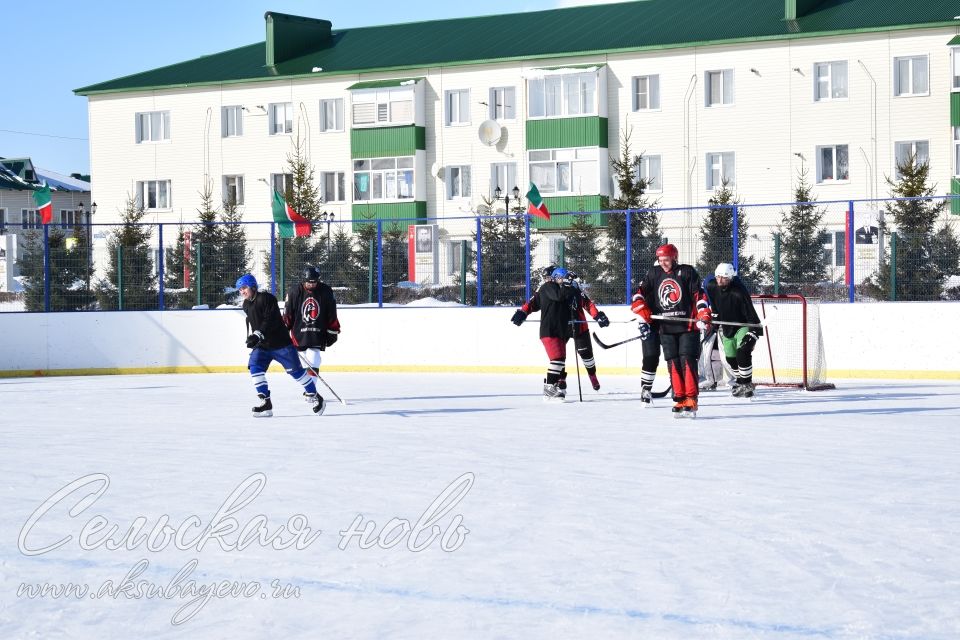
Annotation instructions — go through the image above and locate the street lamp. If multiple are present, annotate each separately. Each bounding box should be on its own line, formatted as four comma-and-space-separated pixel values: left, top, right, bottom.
319, 211, 335, 252
494, 185, 522, 217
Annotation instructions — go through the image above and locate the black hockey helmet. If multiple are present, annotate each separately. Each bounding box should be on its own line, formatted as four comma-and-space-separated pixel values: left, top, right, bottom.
302, 266, 321, 283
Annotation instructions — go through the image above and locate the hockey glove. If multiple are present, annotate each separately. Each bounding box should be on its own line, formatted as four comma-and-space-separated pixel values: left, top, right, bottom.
637, 322, 652, 341
595, 311, 610, 328
511, 310, 527, 326
695, 307, 712, 331
741, 331, 758, 350
325, 330, 339, 347
630, 295, 652, 323
245, 331, 264, 349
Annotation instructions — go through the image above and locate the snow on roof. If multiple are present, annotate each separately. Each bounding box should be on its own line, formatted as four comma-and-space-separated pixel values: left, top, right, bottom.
35, 167, 90, 192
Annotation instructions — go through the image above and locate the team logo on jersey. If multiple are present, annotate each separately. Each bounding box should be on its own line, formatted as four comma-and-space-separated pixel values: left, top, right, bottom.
301, 298, 320, 324
658, 278, 682, 310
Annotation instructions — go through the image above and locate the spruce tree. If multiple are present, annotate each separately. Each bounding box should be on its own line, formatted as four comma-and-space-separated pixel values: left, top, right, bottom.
380, 223, 410, 303
777, 169, 828, 289
324, 225, 360, 303
219, 194, 250, 306
162, 226, 191, 309
599, 127, 662, 303
94, 193, 156, 310
468, 194, 537, 306
871, 154, 953, 300
17, 228, 94, 311
190, 182, 224, 307
697, 182, 770, 290
564, 213, 604, 286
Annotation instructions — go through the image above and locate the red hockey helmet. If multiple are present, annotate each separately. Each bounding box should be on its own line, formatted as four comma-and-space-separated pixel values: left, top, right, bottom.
655, 244, 679, 260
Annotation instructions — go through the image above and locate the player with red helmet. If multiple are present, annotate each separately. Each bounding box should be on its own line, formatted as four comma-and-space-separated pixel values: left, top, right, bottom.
630, 244, 711, 417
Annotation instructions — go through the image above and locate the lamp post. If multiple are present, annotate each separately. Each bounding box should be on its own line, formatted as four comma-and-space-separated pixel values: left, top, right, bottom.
495, 185, 522, 232
319, 211, 335, 252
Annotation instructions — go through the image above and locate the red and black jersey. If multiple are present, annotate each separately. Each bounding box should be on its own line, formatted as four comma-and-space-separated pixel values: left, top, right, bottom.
284, 282, 340, 350
521, 280, 577, 339
521, 282, 599, 337
632, 263, 707, 334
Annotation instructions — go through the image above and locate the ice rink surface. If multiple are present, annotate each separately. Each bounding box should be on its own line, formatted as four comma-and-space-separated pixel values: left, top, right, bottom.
1, 371, 958, 639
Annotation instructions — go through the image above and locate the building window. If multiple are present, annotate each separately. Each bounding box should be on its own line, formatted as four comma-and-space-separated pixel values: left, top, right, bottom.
0, 208, 6, 234
269, 102, 293, 135
894, 140, 929, 178
529, 148, 598, 195
823, 230, 846, 269
894, 55, 929, 97
814, 61, 848, 101
21, 209, 42, 230
445, 89, 470, 126
59, 209, 82, 230
271, 173, 293, 197
528, 72, 597, 118
490, 163, 517, 198
954, 127, 960, 176
137, 180, 172, 210
221, 106, 243, 138
705, 70, 734, 107
816, 145, 849, 182
320, 171, 346, 203
319, 99, 343, 132
223, 175, 244, 206
953, 48, 960, 91
632, 75, 660, 111
705, 152, 735, 189
637, 155, 662, 192
445, 166, 471, 200
353, 157, 414, 201
135, 111, 170, 143
351, 88, 414, 127
489, 87, 516, 120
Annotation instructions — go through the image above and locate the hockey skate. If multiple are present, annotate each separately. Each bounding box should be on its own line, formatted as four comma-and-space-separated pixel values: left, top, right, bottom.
640, 388, 653, 407
682, 397, 698, 418
699, 380, 717, 392
733, 382, 755, 399
671, 400, 685, 418
731, 383, 743, 397
588, 373, 601, 391
305, 392, 326, 415
543, 382, 565, 402
558, 378, 567, 390
252, 393, 273, 418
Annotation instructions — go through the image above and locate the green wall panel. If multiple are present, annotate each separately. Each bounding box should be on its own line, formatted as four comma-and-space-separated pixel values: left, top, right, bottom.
350, 201, 427, 230
952, 178, 960, 215
951, 93, 960, 126
526, 117, 608, 150
350, 126, 426, 158
531, 195, 606, 230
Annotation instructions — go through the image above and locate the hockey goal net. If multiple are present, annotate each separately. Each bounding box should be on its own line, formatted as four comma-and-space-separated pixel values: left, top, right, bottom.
750, 294, 835, 391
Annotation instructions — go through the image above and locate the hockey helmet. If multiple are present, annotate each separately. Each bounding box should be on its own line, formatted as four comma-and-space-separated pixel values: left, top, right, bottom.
655, 244, 679, 260
715, 263, 736, 279
551, 267, 569, 280
302, 265, 321, 283
235, 274, 258, 290
539, 265, 557, 283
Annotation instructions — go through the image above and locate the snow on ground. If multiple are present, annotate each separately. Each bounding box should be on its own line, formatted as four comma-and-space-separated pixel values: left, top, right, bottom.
1, 372, 958, 639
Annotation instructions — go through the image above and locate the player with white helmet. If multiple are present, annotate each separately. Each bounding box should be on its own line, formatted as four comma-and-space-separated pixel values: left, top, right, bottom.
705, 263, 763, 398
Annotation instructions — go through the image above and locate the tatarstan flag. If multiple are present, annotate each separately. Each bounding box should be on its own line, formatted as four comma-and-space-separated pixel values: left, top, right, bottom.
271, 189, 311, 238
525, 182, 550, 220
32, 185, 53, 225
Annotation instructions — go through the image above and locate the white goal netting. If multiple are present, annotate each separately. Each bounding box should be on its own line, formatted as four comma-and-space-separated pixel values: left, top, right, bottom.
750, 294, 834, 391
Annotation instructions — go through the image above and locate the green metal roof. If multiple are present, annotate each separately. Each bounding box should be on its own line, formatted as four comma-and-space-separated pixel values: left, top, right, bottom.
74, 0, 958, 95
949, 35, 960, 45
347, 77, 424, 90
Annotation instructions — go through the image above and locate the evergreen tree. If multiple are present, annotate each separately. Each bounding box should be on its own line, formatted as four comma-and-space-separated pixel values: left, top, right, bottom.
870, 154, 953, 300
777, 169, 828, 289
219, 194, 251, 306
189, 182, 224, 307
697, 182, 770, 290
263, 134, 326, 294
95, 192, 156, 310
380, 223, 410, 303
324, 225, 360, 303
162, 225, 191, 309
599, 127, 662, 303
351, 222, 379, 304
564, 213, 604, 285
17, 228, 95, 311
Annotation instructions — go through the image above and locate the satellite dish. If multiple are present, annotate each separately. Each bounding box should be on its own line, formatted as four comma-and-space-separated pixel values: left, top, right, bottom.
478, 119, 502, 146
430, 162, 443, 179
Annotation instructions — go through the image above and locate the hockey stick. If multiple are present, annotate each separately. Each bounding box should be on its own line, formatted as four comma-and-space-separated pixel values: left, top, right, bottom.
589, 331, 672, 398
569, 319, 637, 324
650, 314, 764, 329
296, 350, 348, 406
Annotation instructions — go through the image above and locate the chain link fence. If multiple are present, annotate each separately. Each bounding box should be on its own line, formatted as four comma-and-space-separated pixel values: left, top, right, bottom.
2, 196, 958, 313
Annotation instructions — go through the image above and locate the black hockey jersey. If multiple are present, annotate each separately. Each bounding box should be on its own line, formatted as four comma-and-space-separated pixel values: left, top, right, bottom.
284, 282, 340, 350
242, 291, 292, 349
705, 276, 763, 339
633, 264, 707, 335
525, 280, 578, 339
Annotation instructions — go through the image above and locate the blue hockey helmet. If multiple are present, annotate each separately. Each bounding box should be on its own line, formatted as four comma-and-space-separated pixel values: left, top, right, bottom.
236, 274, 258, 290
551, 267, 569, 280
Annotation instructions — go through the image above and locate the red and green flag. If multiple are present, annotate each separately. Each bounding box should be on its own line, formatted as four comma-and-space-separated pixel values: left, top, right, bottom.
271, 189, 311, 238
525, 182, 550, 220
32, 185, 53, 225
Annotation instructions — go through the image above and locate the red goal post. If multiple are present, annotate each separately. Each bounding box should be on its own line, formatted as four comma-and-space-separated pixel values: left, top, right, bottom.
750, 294, 835, 391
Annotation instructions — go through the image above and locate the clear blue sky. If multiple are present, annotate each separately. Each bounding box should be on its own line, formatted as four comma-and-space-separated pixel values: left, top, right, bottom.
2, 0, 615, 177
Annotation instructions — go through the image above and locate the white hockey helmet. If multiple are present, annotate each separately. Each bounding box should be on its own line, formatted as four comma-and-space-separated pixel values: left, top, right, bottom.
715, 263, 736, 279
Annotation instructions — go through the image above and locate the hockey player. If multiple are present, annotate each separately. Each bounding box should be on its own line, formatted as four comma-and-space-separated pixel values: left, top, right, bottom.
512, 266, 610, 391
705, 263, 763, 398
237, 274, 325, 417
630, 244, 711, 417
284, 265, 341, 375
510, 266, 579, 400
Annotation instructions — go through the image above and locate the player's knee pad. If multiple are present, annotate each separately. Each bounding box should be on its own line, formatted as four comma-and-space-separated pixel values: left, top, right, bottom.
642, 355, 660, 372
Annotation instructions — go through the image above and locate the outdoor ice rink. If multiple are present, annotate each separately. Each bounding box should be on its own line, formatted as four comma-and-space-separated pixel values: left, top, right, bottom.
2, 371, 958, 639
